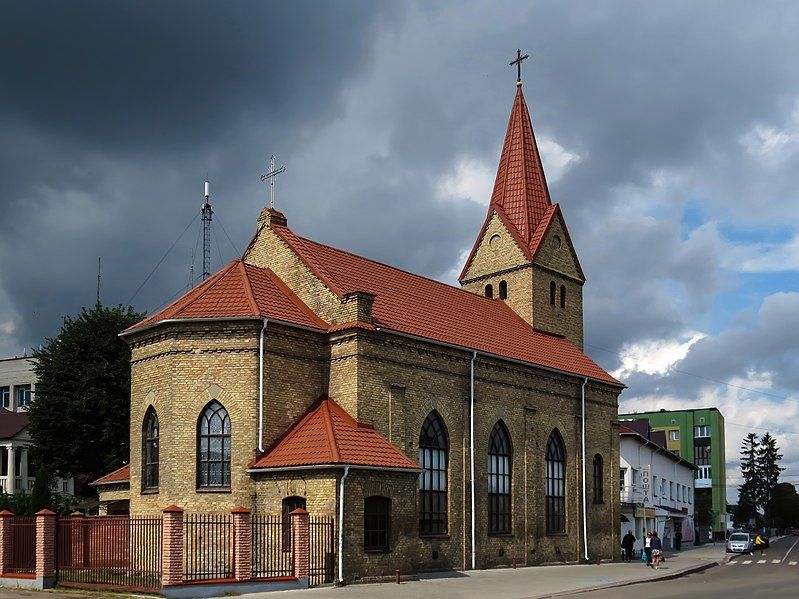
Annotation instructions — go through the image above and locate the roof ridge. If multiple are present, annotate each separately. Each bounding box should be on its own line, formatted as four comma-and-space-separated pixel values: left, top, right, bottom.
238, 261, 260, 315
321, 400, 341, 462
270, 225, 345, 297
260, 267, 328, 329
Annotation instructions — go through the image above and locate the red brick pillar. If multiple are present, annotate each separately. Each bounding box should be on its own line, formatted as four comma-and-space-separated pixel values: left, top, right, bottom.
35, 509, 56, 589
69, 512, 85, 567
162, 505, 184, 587
290, 508, 310, 582
0, 510, 14, 575
232, 507, 252, 582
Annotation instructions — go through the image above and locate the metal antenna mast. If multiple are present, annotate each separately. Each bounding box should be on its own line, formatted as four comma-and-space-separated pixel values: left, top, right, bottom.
201, 180, 213, 281
96, 257, 101, 305
260, 155, 286, 209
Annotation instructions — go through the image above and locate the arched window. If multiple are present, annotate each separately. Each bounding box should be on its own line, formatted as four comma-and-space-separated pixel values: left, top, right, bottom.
593, 454, 604, 504
499, 280, 508, 300
550, 281, 556, 305
545, 429, 566, 534
364, 496, 391, 552
485, 284, 494, 298
560, 285, 566, 309
419, 411, 448, 535
488, 421, 512, 534
142, 407, 159, 490
197, 401, 231, 488
282, 496, 306, 551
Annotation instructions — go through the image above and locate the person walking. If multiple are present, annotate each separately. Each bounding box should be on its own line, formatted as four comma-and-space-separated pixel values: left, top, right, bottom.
622, 531, 636, 563
644, 532, 652, 567
674, 529, 683, 551
650, 531, 663, 569
754, 533, 766, 556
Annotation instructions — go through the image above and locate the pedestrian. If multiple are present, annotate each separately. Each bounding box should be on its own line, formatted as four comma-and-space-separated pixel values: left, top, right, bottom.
674, 529, 683, 551
644, 532, 652, 567
622, 530, 636, 563
650, 531, 663, 569
754, 533, 765, 556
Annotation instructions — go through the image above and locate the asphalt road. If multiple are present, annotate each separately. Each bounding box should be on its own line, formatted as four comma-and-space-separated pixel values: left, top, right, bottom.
590, 535, 799, 598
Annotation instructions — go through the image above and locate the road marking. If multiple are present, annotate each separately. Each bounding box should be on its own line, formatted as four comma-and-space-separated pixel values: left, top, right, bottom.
757, 559, 767, 564
725, 561, 737, 565
790, 561, 797, 566
781, 537, 799, 563
771, 559, 781, 564
742, 560, 752, 564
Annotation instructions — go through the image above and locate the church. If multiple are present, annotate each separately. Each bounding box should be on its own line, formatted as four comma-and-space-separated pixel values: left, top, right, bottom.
96, 67, 624, 581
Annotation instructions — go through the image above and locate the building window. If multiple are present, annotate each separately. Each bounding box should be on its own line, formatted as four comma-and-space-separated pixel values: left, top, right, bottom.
488, 421, 512, 535
620, 468, 626, 492
661, 478, 667, 497
550, 281, 556, 305
142, 407, 159, 490
696, 465, 712, 480
560, 285, 566, 309
419, 411, 448, 535
668, 430, 680, 441
694, 445, 711, 465
282, 496, 306, 551
498, 280, 508, 300
545, 429, 566, 534
653, 475, 658, 496
669, 482, 674, 500
364, 496, 390, 552
592, 454, 604, 504
14, 385, 31, 408
485, 284, 494, 298
693, 425, 710, 438
0, 387, 9, 409
197, 401, 231, 488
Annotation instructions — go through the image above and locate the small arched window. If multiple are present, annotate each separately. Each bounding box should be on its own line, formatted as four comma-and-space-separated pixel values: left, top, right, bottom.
142, 407, 159, 490
550, 281, 556, 305
499, 280, 508, 300
282, 496, 306, 551
364, 496, 391, 552
560, 285, 566, 309
545, 429, 566, 534
488, 421, 512, 534
197, 401, 231, 488
485, 284, 494, 298
593, 454, 604, 504
419, 411, 448, 535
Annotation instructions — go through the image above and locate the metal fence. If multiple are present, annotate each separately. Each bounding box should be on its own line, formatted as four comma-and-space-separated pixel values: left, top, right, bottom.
56, 515, 162, 592
9, 516, 35, 575
251, 514, 292, 579
182, 514, 233, 582
309, 516, 335, 586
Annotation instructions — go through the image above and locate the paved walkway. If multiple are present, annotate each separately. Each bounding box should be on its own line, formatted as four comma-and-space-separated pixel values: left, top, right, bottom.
240, 543, 728, 599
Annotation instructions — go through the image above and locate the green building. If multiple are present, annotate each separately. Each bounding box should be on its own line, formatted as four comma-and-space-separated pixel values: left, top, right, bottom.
619, 408, 727, 538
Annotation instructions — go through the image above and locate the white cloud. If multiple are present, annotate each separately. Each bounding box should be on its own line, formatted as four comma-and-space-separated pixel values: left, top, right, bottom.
436, 157, 495, 206
741, 103, 799, 163
613, 332, 705, 378
538, 136, 581, 184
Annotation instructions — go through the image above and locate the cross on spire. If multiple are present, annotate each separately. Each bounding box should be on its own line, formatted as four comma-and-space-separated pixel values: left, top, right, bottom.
260, 155, 286, 209
509, 49, 529, 86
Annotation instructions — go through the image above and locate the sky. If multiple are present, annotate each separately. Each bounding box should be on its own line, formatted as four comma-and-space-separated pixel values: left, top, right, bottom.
2, 1, 798, 503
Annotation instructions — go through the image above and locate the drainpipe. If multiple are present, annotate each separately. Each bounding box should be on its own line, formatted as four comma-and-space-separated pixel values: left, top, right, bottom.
338, 465, 350, 583
581, 377, 589, 561
470, 350, 478, 570
258, 319, 269, 453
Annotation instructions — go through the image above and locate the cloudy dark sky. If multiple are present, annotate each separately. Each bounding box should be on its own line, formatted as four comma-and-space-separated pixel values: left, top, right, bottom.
2, 1, 799, 500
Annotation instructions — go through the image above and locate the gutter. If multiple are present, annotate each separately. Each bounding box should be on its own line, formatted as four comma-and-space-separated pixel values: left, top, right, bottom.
118, 316, 324, 338
247, 463, 422, 475
470, 350, 477, 570
258, 319, 269, 453
338, 466, 350, 584
581, 377, 589, 562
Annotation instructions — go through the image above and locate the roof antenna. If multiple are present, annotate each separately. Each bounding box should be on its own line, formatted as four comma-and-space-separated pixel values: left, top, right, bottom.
260, 155, 286, 210
201, 179, 213, 281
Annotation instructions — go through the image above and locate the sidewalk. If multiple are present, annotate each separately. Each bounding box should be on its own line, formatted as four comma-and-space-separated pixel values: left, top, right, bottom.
240, 544, 727, 599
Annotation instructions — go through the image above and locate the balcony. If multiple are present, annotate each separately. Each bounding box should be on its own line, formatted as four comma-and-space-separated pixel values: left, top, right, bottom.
620, 489, 644, 504
0, 476, 35, 494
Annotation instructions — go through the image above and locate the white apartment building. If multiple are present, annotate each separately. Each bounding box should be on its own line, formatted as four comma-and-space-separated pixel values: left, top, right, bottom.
619, 422, 697, 553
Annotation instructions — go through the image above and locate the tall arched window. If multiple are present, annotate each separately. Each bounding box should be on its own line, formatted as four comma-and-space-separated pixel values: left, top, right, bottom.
499, 280, 508, 300
550, 281, 556, 305
485, 284, 494, 298
142, 407, 159, 490
488, 421, 512, 534
560, 285, 566, 309
197, 401, 231, 488
282, 496, 306, 551
419, 411, 448, 535
545, 429, 566, 534
593, 454, 604, 504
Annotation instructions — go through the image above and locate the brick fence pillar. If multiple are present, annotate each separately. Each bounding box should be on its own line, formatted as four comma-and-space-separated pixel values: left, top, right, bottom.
162, 505, 184, 587
0, 510, 14, 575
231, 507, 252, 582
69, 512, 85, 568
35, 509, 56, 589
290, 508, 310, 583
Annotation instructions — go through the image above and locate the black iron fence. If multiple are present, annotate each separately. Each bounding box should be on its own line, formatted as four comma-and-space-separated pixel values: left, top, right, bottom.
309, 516, 335, 586
251, 514, 292, 579
182, 513, 233, 582
9, 516, 35, 575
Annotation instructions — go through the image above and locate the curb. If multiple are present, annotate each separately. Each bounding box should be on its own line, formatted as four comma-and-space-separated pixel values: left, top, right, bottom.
536, 560, 719, 597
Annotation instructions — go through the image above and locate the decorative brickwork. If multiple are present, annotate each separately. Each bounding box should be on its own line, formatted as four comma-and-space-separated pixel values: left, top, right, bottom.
0, 510, 12, 575
231, 507, 252, 581
161, 505, 184, 587
34, 509, 56, 587
290, 508, 310, 580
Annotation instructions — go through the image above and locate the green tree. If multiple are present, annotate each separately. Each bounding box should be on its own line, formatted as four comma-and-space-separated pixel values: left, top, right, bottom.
770, 483, 799, 529
28, 303, 143, 486
738, 433, 760, 514
757, 433, 785, 526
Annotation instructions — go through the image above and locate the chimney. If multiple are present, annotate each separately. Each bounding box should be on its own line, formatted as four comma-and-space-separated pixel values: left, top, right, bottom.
341, 291, 375, 324
257, 207, 288, 229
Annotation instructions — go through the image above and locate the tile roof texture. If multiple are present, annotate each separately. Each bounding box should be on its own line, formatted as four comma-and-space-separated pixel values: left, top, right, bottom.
91, 463, 130, 486
0, 409, 28, 440
252, 396, 420, 470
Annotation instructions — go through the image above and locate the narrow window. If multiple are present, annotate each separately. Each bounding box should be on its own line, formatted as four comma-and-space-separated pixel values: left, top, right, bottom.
488, 421, 512, 534
0, 387, 9, 409
545, 430, 566, 534
282, 496, 306, 551
485, 284, 494, 298
419, 411, 448, 535
560, 285, 566, 309
15, 385, 31, 408
498, 280, 508, 300
364, 496, 390, 552
197, 401, 231, 488
592, 454, 603, 504
550, 281, 556, 305
142, 407, 159, 490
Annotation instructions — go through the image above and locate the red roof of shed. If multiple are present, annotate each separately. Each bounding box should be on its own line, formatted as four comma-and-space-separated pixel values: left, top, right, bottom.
91, 464, 130, 486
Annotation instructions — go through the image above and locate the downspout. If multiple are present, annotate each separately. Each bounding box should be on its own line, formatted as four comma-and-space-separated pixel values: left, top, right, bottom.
470, 350, 478, 570
258, 319, 269, 453
338, 465, 350, 583
581, 377, 589, 561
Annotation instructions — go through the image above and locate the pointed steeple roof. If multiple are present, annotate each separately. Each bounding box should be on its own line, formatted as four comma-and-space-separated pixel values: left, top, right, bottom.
489, 85, 552, 242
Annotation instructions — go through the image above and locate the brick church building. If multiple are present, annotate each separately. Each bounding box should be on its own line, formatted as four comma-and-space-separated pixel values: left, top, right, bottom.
96, 75, 624, 581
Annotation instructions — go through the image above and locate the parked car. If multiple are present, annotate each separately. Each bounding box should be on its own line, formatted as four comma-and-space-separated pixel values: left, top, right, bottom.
793, 529, 799, 536
726, 532, 754, 554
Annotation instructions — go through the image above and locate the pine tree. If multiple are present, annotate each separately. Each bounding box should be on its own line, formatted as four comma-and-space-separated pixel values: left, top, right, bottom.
738, 432, 760, 518
756, 432, 785, 527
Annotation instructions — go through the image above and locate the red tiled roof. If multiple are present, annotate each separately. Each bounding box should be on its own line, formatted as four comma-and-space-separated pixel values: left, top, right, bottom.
91, 464, 130, 486
270, 223, 621, 385
251, 396, 420, 471
0, 409, 28, 440
125, 260, 328, 334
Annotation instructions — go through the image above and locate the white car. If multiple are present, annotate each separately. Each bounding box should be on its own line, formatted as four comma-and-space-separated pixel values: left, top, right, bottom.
726, 532, 754, 554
